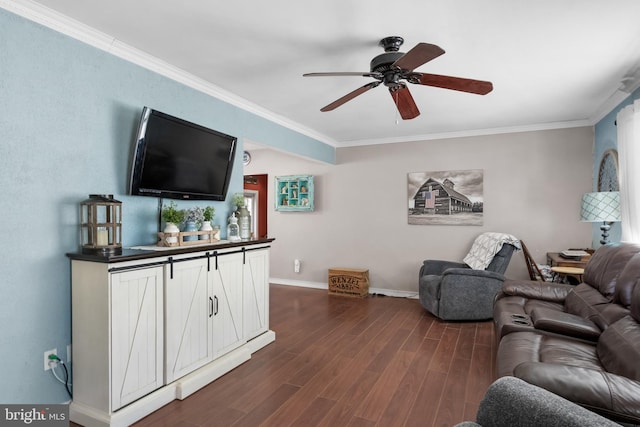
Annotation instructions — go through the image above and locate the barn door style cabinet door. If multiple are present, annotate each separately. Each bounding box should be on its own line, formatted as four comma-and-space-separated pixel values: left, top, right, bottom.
275, 175, 314, 211
70, 261, 164, 415
164, 257, 211, 384
243, 248, 269, 340
111, 266, 164, 410
208, 251, 244, 358
165, 251, 245, 383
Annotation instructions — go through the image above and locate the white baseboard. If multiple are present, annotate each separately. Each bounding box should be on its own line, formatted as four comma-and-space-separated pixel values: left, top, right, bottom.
370, 288, 419, 299
269, 277, 418, 299
246, 330, 276, 354
270, 277, 327, 289
175, 347, 251, 400
71, 386, 176, 427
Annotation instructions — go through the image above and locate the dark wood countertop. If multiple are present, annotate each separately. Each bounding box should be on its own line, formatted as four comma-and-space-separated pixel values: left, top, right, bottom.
67, 238, 275, 263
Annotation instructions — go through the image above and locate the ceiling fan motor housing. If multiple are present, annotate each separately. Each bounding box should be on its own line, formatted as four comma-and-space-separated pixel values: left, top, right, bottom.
371, 37, 408, 87
370, 52, 405, 87
370, 52, 404, 73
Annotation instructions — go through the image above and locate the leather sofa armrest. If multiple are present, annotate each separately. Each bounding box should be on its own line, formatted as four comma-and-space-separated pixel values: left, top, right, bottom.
514, 362, 640, 425
501, 279, 574, 302
420, 260, 468, 277
530, 308, 601, 341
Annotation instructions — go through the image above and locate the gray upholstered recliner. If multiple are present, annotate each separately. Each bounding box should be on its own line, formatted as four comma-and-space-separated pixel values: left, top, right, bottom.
419, 232, 518, 320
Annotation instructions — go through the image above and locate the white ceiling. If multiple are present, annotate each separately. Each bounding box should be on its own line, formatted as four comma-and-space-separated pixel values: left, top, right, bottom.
11, 0, 640, 147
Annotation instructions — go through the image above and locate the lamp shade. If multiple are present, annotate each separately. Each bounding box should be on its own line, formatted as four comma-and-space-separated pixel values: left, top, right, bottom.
580, 191, 621, 222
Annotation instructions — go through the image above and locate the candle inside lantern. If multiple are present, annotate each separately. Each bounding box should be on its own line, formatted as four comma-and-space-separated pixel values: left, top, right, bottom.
97, 228, 109, 246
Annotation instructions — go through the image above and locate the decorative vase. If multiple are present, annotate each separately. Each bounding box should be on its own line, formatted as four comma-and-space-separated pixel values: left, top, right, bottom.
199, 220, 213, 240
227, 213, 240, 242
183, 221, 198, 241
236, 205, 251, 240
163, 222, 180, 245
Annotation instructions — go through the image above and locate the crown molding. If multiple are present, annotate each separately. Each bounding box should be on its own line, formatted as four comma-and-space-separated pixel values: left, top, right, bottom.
340, 119, 593, 147
589, 88, 637, 125
588, 53, 640, 124
0, 0, 338, 147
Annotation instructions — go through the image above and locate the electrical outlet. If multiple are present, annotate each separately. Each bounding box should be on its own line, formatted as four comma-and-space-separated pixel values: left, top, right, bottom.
44, 348, 57, 371
294, 259, 301, 273
67, 344, 72, 363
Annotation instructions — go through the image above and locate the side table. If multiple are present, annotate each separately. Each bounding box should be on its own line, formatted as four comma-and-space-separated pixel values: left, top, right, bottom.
546, 252, 590, 268
550, 266, 585, 284
546, 253, 590, 285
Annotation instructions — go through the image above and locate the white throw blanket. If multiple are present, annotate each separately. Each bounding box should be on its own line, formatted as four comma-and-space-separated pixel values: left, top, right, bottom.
463, 232, 521, 270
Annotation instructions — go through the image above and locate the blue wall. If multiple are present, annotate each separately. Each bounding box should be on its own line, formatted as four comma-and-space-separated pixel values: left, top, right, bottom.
593, 86, 640, 246
0, 8, 333, 403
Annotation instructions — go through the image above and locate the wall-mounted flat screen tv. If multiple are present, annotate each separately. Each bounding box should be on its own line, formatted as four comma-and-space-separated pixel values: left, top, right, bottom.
129, 107, 237, 201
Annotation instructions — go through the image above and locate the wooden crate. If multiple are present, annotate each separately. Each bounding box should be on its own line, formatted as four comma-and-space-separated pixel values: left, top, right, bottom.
328, 268, 369, 298
157, 230, 219, 247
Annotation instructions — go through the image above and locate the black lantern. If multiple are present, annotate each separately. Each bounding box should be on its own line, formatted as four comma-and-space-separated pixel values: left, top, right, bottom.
80, 194, 122, 254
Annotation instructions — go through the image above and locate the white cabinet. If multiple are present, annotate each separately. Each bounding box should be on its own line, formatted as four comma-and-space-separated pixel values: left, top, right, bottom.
111, 267, 164, 410
69, 241, 274, 427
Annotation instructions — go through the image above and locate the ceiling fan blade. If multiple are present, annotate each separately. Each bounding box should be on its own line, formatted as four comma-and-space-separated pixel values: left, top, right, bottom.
320, 81, 381, 112
416, 73, 494, 95
390, 86, 420, 120
304, 72, 382, 78
392, 43, 445, 71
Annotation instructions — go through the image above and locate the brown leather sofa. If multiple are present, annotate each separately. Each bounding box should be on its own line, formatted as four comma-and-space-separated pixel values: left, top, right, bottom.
492, 243, 640, 424
493, 243, 640, 341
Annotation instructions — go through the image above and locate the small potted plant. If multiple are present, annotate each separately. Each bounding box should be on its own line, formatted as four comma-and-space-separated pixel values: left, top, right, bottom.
199, 206, 215, 240
231, 193, 245, 209
184, 206, 204, 241
161, 201, 184, 245
162, 201, 185, 225
231, 193, 251, 240
203, 206, 215, 222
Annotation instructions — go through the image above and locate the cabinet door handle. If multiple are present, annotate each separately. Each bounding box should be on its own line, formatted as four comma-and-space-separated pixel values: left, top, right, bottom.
209, 297, 214, 318
214, 296, 219, 316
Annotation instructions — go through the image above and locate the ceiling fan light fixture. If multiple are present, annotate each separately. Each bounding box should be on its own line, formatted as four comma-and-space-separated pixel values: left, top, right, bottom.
303, 36, 493, 120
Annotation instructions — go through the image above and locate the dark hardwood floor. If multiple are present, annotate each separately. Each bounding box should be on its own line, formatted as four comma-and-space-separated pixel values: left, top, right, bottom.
74, 284, 498, 426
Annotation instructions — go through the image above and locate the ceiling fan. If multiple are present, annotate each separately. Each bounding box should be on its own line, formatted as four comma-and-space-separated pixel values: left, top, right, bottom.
303, 36, 493, 120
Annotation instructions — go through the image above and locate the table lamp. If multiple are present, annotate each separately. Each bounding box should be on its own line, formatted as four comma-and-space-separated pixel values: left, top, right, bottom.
580, 191, 621, 245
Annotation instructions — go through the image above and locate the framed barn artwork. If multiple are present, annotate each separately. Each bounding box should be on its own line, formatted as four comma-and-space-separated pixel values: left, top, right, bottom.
408, 169, 484, 225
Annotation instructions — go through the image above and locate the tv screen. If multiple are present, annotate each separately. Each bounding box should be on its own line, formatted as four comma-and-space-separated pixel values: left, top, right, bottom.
129, 107, 237, 201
